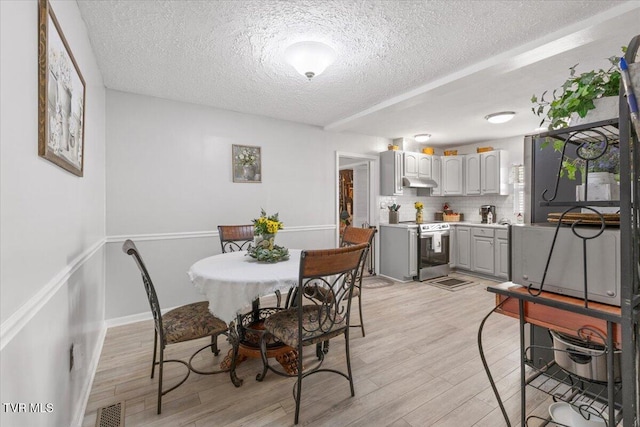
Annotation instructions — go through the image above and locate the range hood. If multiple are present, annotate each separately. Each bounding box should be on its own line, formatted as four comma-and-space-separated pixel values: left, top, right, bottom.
402, 176, 438, 188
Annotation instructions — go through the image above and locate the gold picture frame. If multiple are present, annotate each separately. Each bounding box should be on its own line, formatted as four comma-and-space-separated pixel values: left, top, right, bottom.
232, 144, 262, 183
38, 0, 86, 176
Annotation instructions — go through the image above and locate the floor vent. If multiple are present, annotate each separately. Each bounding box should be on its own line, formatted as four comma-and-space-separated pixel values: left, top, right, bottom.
96, 401, 125, 427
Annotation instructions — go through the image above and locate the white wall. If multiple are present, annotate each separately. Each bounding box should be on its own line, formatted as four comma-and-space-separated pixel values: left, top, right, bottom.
105, 90, 387, 320
0, 1, 106, 426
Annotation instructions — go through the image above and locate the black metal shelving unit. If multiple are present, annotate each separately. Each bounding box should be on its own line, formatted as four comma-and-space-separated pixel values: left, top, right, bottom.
483, 35, 639, 427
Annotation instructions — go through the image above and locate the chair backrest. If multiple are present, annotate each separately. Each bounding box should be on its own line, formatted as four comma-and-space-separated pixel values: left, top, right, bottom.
341, 226, 376, 247
297, 244, 368, 339
122, 239, 164, 340
218, 225, 254, 253
340, 226, 376, 280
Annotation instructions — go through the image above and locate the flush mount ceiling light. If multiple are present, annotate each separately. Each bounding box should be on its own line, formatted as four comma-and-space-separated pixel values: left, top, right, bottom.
414, 134, 431, 142
484, 111, 516, 124
284, 41, 336, 80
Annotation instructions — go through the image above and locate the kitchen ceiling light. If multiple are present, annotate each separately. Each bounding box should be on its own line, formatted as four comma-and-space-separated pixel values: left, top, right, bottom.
284, 41, 336, 80
414, 134, 431, 142
484, 111, 516, 124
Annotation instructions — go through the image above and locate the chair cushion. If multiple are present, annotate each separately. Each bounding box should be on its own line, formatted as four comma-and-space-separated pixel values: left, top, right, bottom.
263, 305, 346, 348
163, 301, 227, 344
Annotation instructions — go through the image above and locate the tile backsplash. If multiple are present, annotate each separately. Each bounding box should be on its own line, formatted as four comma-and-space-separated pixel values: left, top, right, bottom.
378, 188, 517, 224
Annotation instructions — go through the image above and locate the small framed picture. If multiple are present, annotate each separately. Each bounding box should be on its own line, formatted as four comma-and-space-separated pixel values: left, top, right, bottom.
232, 145, 261, 183
38, 0, 86, 176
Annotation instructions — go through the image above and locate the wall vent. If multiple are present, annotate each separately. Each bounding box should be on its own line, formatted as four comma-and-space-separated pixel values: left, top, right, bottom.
95, 401, 125, 427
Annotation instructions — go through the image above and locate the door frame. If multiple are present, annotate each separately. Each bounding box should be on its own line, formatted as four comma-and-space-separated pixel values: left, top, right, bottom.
335, 152, 379, 264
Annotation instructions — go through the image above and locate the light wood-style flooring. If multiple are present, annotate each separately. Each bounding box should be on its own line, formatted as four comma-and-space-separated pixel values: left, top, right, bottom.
83, 273, 552, 427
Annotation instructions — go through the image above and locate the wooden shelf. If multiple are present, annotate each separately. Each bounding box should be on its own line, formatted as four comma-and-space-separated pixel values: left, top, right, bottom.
488, 282, 622, 348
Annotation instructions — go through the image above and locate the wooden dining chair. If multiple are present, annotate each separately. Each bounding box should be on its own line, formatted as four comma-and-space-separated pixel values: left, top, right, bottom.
218, 224, 283, 307
122, 239, 228, 414
257, 243, 368, 424
340, 225, 377, 337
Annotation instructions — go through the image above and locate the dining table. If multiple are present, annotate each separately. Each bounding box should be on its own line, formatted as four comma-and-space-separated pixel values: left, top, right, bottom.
187, 249, 302, 386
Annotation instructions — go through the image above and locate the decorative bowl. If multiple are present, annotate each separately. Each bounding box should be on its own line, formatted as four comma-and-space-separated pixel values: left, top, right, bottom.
422, 147, 434, 155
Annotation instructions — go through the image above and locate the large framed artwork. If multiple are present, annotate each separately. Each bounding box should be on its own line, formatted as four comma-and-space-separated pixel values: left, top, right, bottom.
232, 145, 262, 183
38, 0, 86, 176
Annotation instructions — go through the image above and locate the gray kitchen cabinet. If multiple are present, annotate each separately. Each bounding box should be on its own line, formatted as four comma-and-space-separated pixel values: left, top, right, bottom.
472, 227, 495, 275
454, 226, 471, 270
452, 225, 508, 279
495, 228, 509, 279
465, 150, 509, 196
465, 154, 481, 195
481, 150, 509, 195
431, 156, 442, 196
380, 150, 404, 196
405, 152, 433, 179
442, 155, 464, 196
379, 225, 418, 281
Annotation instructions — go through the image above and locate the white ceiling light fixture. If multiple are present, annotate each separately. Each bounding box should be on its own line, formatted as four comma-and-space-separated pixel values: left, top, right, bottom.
484, 111, 516, 124
414, 134, 431, 142
284, 41, 336, 81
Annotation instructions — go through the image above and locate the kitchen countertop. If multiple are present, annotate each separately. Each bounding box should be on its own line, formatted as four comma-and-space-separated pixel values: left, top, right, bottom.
379, 221, 510, 229
453, 221, 510, 229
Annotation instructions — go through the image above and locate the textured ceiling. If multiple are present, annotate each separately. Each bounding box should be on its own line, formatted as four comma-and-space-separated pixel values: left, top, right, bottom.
77, 0, 640, 145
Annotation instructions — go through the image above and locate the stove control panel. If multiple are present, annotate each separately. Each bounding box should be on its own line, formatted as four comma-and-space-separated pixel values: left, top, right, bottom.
419, 223, 450, 233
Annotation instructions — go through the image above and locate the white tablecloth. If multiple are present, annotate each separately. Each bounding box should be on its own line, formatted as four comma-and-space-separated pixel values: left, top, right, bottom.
187, 250, 301, 323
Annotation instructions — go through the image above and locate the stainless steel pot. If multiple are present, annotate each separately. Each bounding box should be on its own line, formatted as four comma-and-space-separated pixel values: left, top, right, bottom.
550, 330, 621, 383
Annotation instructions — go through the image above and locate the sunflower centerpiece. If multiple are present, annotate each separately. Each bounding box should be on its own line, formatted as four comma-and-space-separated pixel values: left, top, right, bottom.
248, 209, 289, 262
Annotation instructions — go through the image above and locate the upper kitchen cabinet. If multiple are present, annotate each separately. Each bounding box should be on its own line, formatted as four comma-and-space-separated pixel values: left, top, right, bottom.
404, 152, 433, 179
431, 156, 442, 196
465, 150, 510, 196
441, 155, 465, 196
380, 150, 404, 196
465, 154, 481, 195
481, 150, 509, 195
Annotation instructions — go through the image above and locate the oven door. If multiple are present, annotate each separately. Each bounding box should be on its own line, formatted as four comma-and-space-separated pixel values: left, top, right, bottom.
418, 232, 450, 268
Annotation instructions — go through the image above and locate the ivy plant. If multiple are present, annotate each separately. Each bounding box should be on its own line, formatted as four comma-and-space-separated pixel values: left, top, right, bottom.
531, 49, 625, 130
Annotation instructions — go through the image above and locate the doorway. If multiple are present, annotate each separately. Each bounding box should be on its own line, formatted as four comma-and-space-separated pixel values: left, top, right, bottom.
335, 151, 378, 244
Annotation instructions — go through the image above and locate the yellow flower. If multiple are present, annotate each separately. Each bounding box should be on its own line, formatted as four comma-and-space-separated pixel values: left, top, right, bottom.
253, 209, 283, 236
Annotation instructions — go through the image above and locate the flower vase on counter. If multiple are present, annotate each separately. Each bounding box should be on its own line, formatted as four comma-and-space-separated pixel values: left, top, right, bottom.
415, 202, 424, 224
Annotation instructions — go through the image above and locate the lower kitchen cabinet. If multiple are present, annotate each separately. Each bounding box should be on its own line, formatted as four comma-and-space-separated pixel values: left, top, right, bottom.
494, 229, 509, 279
454, 226, 471, 270
453, 225, 509, 279
472, 227, 495, 275
379, 225, 418, 281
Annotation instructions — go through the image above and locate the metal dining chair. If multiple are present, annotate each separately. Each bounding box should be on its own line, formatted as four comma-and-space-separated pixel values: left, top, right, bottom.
340, 225, 377, 337
217, 224, 254, 253
218, 224, 283, 307
257, 243, 368, 424
122, 239, 228, 414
